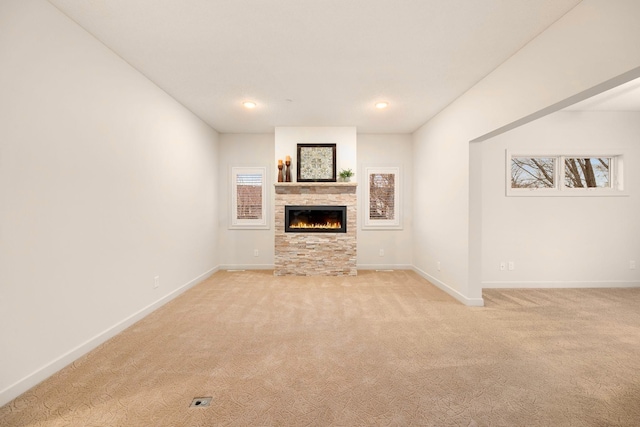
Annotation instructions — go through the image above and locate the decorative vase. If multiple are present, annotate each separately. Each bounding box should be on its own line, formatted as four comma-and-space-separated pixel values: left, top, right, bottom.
277, 164, 284, 182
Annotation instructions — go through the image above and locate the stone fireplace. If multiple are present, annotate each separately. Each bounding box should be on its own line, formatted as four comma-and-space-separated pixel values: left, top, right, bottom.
274, 182, 357, 276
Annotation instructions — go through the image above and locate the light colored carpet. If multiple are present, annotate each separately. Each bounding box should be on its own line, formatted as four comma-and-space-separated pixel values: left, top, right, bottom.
2, 270, 640, 426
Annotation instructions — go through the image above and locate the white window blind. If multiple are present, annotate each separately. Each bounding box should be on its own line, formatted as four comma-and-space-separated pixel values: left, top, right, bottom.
369, 173, 395, 220
236, 173, 263, 220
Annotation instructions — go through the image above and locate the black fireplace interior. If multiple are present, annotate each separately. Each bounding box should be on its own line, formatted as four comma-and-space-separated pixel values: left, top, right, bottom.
285, 205, 347, 233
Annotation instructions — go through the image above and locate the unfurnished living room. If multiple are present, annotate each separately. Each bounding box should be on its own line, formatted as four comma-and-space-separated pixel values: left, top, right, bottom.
1, 0, 640, 426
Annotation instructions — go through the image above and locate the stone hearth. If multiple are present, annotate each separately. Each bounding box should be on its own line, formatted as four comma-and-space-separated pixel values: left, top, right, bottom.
274, 182, 357, 276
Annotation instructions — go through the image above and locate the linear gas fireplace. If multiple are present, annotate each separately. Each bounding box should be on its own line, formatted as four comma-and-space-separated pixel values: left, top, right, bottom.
285, 205, 347, 233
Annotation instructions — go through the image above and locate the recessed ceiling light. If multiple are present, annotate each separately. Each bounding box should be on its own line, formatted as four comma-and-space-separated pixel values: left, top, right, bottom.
375, 102, 389, 109
243, 101, 257, 109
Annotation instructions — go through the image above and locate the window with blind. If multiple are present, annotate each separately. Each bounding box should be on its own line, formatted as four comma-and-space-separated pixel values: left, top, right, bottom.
363, 166, 401, 229
230, 167, 268, 229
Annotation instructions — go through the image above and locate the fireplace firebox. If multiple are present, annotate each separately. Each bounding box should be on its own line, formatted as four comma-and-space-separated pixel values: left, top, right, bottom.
285, 205, 347, 233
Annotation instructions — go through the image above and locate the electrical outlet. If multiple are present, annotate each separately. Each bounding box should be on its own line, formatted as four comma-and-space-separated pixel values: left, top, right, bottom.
154, 276, 160, 289
508, 261, 515, 271
500, 262, 506, 271
437, 261, 441, 271
631, 260, 636, 270
379, 249, 384, 257
254, 249, 259, 257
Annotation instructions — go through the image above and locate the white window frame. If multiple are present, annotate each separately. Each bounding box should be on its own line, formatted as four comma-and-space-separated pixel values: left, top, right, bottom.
363, 166, 402, 229
230, 166, 269, 229
506, 151, 626, 197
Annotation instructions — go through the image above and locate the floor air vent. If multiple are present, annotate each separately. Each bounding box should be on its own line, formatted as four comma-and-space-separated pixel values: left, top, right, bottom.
190, 397, 212, 408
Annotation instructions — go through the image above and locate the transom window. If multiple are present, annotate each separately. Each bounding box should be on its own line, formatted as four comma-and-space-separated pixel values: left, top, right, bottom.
511, 157, 556, 189
564, 157, 610, 188
507, 153, 624, 196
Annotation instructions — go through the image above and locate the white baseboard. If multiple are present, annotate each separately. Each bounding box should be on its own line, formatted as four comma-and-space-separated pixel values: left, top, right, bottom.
412, 266, 485, 307
219, 264, 274, 271
483, 280, 640, 289
0, 266, 219, 407
219, 264, 415, 272
357, 264, 413, 270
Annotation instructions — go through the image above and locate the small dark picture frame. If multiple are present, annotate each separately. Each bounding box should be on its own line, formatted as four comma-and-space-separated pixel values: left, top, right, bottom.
296, 144, 337, 182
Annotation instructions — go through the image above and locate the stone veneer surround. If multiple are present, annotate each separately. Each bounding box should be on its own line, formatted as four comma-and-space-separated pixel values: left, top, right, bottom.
274, 183, 357, 276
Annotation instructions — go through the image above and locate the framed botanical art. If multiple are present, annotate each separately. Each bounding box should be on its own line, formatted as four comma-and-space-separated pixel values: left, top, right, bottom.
296, 143, 337, 182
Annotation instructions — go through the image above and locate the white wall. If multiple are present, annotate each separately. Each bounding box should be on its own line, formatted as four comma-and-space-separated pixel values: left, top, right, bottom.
275, 127, 357, 182
482, 112, 640, 287
0, 0, 219, 405
357, 134, 413, 268
412, 0, 640, 306
218, 131, 412, 269
218, 133, 274, 269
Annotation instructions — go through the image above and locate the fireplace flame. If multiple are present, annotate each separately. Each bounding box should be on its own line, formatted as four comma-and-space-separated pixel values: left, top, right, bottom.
290, 221, 342, 229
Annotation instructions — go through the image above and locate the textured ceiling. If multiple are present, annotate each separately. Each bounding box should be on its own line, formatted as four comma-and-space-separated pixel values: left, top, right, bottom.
47, 0, 583, 133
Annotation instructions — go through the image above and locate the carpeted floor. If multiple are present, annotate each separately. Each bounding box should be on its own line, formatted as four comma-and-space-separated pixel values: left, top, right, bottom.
2, 270, 640, 426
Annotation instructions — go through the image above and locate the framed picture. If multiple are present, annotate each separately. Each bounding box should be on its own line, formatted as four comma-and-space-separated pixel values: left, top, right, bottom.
296, 143, 337, 182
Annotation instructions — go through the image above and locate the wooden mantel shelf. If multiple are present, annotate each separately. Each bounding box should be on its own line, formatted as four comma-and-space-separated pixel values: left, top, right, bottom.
274, 181, 356, 195
274, 182, 357, 187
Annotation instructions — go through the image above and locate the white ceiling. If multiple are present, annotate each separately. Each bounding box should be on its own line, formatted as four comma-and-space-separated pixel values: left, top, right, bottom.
564, 77, 640, 112
47, 0, 583, 133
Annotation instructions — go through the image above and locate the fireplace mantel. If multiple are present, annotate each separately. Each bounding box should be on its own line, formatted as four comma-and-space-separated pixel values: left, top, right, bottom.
274, 182, 357, 192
